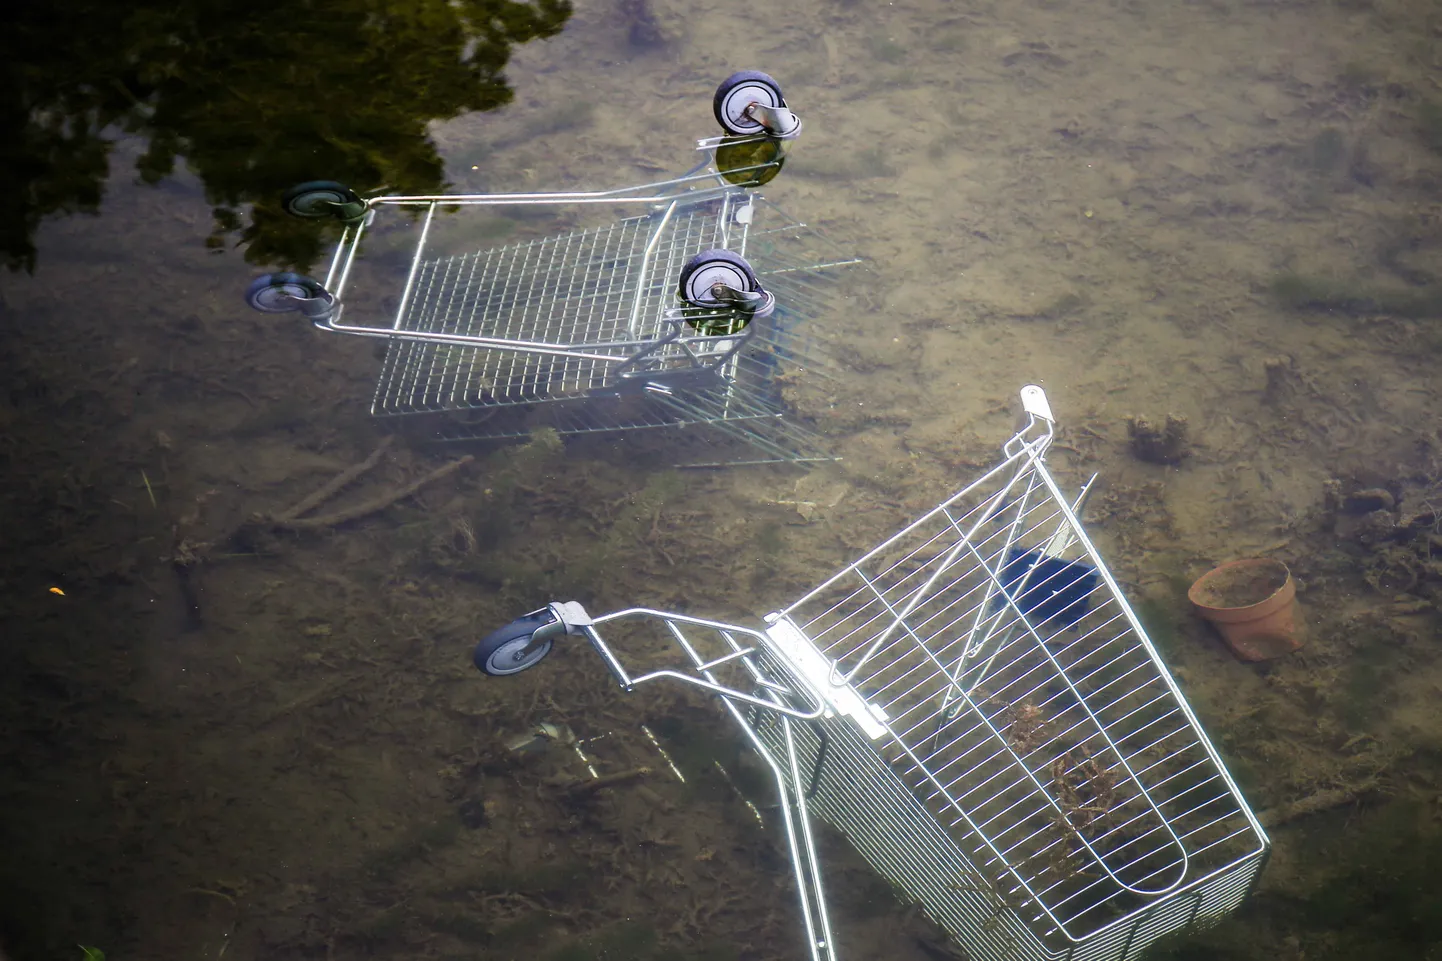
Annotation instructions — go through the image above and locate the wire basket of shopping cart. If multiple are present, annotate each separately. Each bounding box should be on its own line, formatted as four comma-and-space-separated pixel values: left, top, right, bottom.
243, 71, 862, 467
472, 385, 1270, 961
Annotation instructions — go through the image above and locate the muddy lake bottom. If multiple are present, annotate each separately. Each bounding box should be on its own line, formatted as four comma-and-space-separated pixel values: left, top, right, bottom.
4, 0, 1442, 958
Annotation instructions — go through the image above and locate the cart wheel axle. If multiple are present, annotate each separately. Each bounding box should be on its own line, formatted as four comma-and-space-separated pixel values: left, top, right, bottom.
473, 612, 556, 676
677, 249, 773, 330
713, 71, 789, 137
244, 273, 336, 320
282, 181, 367, 222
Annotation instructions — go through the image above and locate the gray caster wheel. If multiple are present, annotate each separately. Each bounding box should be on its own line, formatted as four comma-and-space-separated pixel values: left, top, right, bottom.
281, 181, 367, 222
678, 249, 761, 306
473, 611, 556, 676
244, 273, 336, 319
677, 249, 773, 334
713, 71, 787, 136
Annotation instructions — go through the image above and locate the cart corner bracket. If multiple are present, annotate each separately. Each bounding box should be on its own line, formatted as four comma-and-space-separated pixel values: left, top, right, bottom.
1020, 384, 1053, 422
765, 616, 889, 740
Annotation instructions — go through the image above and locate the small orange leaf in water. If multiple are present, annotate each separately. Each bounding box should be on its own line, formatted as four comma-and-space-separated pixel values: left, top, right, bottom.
49, 587, 65, 596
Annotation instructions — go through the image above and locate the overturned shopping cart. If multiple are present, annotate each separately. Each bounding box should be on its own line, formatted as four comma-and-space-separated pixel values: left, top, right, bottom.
243, 71, 860, 467
473, 385, 1270, 961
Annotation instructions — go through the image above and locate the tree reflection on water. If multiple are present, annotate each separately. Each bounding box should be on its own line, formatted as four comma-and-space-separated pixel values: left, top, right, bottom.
1, 0, 572, 271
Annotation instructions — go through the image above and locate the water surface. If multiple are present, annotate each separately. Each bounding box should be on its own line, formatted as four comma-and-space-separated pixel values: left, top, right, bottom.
4, 0, 1442, 958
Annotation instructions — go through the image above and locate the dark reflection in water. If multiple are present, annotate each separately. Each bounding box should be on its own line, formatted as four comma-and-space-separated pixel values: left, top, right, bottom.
1, 0, 572, 272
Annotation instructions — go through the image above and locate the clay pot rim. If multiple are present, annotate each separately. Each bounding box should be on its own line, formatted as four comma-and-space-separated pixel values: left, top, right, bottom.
1187, 557, 1293, 616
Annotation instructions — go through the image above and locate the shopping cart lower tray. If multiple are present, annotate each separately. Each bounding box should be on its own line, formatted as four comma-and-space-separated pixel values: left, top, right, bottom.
372, 193, 856, 463
474, 385, 1271, 961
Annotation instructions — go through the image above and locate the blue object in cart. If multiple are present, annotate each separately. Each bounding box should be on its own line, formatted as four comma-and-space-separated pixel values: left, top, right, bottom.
999, 546, 1098, 628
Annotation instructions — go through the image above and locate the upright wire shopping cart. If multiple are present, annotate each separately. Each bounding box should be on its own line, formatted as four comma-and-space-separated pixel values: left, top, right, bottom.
243, 71, 861, 466
473, 386, 1270, 961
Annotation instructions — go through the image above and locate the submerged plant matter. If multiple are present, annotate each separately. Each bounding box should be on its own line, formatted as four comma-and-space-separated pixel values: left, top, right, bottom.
1126, 414, 1190, 465
1269, 272, 1442, 319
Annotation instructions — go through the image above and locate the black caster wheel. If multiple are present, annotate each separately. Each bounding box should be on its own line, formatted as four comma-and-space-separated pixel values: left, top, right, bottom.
281, 181, 367, 221
713, 71, 787, 137
473, 612, 556, 676
244, 273, 333, 316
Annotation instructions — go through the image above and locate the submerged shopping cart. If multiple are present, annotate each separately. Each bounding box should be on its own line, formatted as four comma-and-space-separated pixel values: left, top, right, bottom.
474, 386, 1270, 961
243, 71, 861, 466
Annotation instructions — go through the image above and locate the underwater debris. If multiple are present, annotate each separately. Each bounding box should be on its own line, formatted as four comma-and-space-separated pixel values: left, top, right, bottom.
1327, 474, 1442, 602
1262, 354, 1301, 402
1005, 701, 1048, 754
1342, 488, 1395, 514
1126, 414, 1190, 465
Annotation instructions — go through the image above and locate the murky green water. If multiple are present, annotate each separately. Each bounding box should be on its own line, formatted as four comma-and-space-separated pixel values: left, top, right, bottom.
4, 0, 1442, 959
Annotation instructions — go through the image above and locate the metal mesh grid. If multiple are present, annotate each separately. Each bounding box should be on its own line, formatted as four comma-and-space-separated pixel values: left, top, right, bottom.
775, 442, 1267, 944
371, 200, 736, 416
748, 705, 1266, 961
412, 293, 840, 464
747, 200, 864, 337
368, 193, 859, 464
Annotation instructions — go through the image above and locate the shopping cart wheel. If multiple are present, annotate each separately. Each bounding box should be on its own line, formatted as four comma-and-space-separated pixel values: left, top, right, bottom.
713, 71, 787, 136
281, 181, 367, 221
244, 273, 333, 316
678, 249, 761, 307
473, 614, 555, 676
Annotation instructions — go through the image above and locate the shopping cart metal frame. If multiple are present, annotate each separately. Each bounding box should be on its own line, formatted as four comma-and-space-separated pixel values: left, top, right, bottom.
280, 172, 782, 371
244, 71, 862, 465
473, 385, 1270, 960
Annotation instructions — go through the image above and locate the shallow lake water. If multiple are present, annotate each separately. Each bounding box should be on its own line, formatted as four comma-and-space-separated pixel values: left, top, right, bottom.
3, 0, 1442, 959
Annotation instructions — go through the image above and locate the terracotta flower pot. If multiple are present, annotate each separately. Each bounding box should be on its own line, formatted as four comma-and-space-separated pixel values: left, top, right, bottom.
1187, 558, 1303, 661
